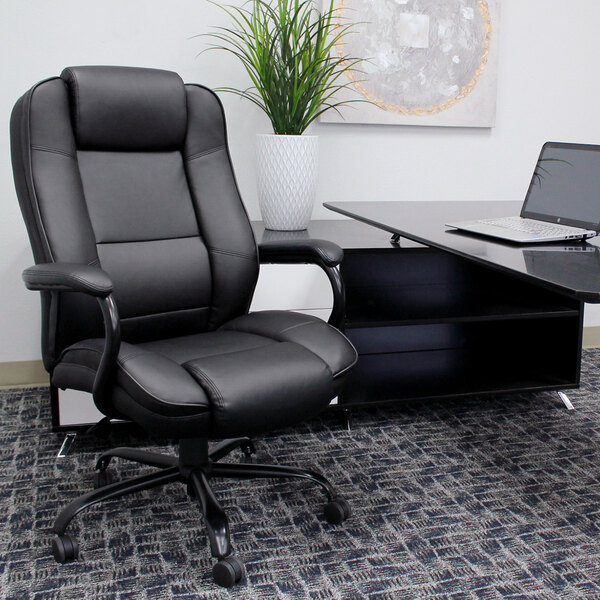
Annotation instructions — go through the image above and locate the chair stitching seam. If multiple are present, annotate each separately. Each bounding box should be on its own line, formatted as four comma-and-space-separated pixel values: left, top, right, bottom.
68, 346, 103, 356
183, 346, 263, 363
332, 358, 358, 379
31, 145, 77, 160
24, 84, 55, 263
223, 321, 351, 376
209, 247, 256, 260
179, 341, 275, 362
55, 363, 96, 374
63, 68, 81, 133
95, 234, 200, 245
183, 364, 224, 408
120, 306, 209, 322
184, 145, 225, 162
56, 345, 104, 364
278, 321, 314, 335
117, 351, 150, 364
23, 269, 110, 293
117, 363, 209, 409
224, 320, 314, 337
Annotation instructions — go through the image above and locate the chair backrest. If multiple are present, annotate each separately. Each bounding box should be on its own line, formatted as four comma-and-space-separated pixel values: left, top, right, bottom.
11, 66, 259, 368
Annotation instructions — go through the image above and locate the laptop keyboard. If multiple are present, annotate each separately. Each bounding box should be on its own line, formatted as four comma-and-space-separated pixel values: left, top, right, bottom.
478, 217, 582, 238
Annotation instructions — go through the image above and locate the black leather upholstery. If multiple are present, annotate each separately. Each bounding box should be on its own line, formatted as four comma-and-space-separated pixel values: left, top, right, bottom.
61, 66, 187, 151
11, 67, 357, 581
11, 65, 357, 439
258, 238, 344, 267
51, 310, 353, 437
23, 263, 113, 297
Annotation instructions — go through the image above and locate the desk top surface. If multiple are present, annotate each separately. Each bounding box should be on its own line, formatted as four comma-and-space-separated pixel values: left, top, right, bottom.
323, 200, 600, 303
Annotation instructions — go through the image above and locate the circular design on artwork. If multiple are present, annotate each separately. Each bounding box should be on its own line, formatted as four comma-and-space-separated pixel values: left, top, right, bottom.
335, 0, 492, 115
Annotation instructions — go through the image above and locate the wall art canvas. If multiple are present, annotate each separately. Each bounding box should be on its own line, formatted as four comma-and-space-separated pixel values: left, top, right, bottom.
322, 0, 500, 128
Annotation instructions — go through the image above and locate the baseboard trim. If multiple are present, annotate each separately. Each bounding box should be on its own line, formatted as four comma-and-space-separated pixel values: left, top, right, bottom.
0, 360, 48, 389
3, 327, 600, 388
583, 326, 600, 349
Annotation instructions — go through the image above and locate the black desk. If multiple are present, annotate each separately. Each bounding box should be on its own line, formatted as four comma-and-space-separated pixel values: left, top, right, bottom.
325, 201, 600, 302
255, 202, 600, 409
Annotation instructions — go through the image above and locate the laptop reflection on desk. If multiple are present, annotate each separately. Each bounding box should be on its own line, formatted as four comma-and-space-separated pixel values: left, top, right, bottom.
522, 244, 600, 290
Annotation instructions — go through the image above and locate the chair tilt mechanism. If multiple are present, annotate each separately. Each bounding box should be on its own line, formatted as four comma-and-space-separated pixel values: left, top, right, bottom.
11, 66, 357, 587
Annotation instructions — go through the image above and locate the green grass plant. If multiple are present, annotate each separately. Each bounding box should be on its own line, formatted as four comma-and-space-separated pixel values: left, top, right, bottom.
201, 0, 363, 135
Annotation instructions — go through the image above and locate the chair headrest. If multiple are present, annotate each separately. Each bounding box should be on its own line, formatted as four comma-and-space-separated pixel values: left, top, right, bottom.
61, 66, 187, 151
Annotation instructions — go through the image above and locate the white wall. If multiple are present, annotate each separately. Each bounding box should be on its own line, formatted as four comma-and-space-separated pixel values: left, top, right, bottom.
2, 0, 600, 362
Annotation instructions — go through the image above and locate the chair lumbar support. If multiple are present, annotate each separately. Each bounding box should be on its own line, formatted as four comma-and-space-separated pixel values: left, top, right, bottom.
50, 437, 349, 587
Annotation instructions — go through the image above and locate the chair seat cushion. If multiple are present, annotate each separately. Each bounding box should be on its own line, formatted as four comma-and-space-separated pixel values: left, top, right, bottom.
183, 341, 332, 436
52, 310, 356, 437
219, 311, 356, 379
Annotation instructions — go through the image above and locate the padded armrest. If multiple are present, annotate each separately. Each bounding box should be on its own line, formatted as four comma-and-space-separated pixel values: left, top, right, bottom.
258, 239, 343, 268
257, 239, 346, 329
22, 262, 113, 297
23, 262, 120, 415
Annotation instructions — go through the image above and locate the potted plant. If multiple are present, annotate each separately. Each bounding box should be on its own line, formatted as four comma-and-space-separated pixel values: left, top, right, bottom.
202, 0, 363, 230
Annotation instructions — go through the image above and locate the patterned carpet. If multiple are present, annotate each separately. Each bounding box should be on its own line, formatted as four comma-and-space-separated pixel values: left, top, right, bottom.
3, 350, 600, 599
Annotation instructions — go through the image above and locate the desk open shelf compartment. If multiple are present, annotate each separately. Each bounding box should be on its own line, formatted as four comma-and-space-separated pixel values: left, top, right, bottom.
342, 248, 579, 327
339, 248, 582, 407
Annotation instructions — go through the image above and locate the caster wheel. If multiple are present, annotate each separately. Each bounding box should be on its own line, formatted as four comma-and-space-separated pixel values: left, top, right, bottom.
186, 482, 196, 498
213, 556, 245, 587
240, 452, 256, 464
240, 441, 257, 464
51, 534, 79, 563
324, 497, 351, 524
93, 468, 115, 489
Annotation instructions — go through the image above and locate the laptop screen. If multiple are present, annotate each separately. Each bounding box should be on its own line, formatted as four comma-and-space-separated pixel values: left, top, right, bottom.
521, 142, 600, 230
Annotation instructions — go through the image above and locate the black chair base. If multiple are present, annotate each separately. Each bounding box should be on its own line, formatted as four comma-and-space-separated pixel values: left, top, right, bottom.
51, 438, 350, 587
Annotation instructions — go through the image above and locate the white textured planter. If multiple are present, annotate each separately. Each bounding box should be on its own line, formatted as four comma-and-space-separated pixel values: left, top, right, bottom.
256, 134, 318, 231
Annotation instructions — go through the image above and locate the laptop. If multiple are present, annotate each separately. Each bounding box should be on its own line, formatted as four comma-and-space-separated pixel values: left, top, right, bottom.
446, 142, 600, 243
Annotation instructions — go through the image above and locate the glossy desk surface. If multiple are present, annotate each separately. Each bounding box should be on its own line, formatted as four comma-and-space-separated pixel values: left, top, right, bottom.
252, 218, 394, 250
324, 201, 600, 303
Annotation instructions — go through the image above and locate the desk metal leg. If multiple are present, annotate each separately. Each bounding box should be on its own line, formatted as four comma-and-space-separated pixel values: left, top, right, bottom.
339, 408, 352, 431
558, 391, 575, 410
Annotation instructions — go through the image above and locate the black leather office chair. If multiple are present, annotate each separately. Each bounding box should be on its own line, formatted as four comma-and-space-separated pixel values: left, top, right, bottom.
10, 66, 357, 587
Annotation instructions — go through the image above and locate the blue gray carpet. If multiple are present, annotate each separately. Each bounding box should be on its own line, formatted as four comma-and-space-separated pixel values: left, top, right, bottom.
3, 350, 600, 599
